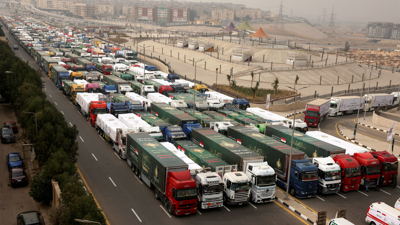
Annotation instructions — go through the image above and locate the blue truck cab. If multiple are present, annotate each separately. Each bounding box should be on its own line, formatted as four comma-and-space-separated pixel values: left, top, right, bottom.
102, 85, 117, 95
163, 125, 188, 143
167, 74, 180, 81
108, 103, 130, 117
276, 159, 318, 198
182, 123, 202, 139
57, 74, 71, 90
86, 65, 96, 71
145, 65, 157, 71
232, 98, 250, 110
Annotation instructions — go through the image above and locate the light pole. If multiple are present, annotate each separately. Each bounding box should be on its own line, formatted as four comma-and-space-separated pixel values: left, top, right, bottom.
354, 64, 367, 140
216, 68, 218, 85
190, 59, 204, 81
74, 219, 101, 224
362, 65, 373, 120
22, 112, 38, 139
285, 76, 309, 200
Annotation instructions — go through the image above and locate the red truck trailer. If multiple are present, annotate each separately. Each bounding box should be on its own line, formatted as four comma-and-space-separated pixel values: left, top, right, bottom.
304, 99, 330, 127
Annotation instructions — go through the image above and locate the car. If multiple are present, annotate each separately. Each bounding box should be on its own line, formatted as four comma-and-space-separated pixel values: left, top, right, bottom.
6, 152, 23, 170
1, 125, 15, 143
9, 168, 27, 187
17, 211, 44, 225
5, 122, 18, 133
13, 45, 18, 50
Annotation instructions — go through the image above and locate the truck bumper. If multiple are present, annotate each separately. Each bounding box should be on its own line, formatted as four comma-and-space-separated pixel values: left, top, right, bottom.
306, 122, 318, 127
174, 207, 197, 216
255, 196, 275, 203
320, 187, 340, 194
296, 191, 317, 198
201, 201, 223, 209
342, 184, 360, 192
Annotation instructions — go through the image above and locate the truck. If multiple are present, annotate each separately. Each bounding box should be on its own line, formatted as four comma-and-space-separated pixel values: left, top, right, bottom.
364, 93, 394, 111
145, 80, 174, 95
246, 107, 308, 132
193, 84, 209, 93
304, 99, 330, 127
227, 126, 317, 199
264, 125, 346, 158
103, 76, 133, 94
102, 85, 117, 95
83, 71, 102, 82
108, 103, 130, 117
76, 58, 95, 71
125, 50, 137, 60
118, 113, 163, 141
70, 71, 83, 81
62, 81, 76, 96
218, 109, 257, 125
329, 96, 365, 117
75, 93, 106, 118
312, 157, 341, 194
306, 131, 368, 156
147, 93, 172, 105
95, 63, 113, 75
135, 111, 172, 133
125, 133, 198, 215
113, 71, 132, 80
353, 153, 381, 190
128, 80, 155, 96
232, 109, 269, 123
371, 151, 398, 187
113, 95, 144, 112
333, 154, 362, 192
65, 53, 80, 64
203, 111, 240, 125
182, 109, 217, 128
42, 56, 59, 77
391, 92, 400, 106
50, 65, 70, 90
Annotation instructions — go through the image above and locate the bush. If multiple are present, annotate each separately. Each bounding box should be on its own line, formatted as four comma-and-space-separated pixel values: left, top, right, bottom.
215, 84, 295, 102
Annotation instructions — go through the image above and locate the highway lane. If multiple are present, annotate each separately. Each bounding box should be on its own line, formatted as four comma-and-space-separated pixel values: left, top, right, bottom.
2, 25, 309, 225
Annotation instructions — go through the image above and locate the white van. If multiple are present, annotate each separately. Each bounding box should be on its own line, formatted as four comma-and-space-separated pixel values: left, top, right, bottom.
366, 202, 400, 225
395, 198, 400, 211
328, 218, 355, 225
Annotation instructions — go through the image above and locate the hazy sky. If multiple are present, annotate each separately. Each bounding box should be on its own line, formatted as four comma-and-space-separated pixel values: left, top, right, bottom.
198, 0, 400, 23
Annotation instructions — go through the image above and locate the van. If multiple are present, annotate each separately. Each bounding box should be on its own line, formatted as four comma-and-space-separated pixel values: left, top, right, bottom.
328, 218, 354, 225
366, 202, 400, 225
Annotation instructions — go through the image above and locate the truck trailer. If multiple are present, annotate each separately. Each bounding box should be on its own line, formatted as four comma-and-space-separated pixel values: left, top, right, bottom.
329, 96, 365, 116
103, 75, 133, 94
304, 99, 330, 127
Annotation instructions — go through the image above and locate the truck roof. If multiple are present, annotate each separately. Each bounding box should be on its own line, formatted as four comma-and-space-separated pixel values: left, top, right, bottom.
371, 150, 398, 163
331, 96, 360, 100
353, 152, 380, 166
168, 170, 196, 189
224, 172, 249, 183
333, 154, 360, 168
306, 98, 330, 106
293, 159, 318, 172
312, 157, 340, 171
247, 162, 275, 176
370, 202, 400, 218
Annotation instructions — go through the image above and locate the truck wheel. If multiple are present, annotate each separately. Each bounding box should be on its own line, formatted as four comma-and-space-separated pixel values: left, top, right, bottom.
131, 165, 136, 173
289, 187, 296, 196
119, 151, 123, 158
154, 189, 160, 200
370, 222, 376, 225
249, 193, 254, 203
167, 202, 172, 214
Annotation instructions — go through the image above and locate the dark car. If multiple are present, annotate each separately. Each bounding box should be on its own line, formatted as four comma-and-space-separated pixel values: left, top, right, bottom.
10, 168, 27, 187
17, 211, 44, 225
7, 152, 23, 170
13, 45, 18, 50
5, 122, 18, 133
1, 125, 15, 143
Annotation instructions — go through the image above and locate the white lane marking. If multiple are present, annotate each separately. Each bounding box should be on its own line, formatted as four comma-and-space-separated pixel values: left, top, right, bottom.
357, 190, 369, 196
159, 205, 172, 218
69, 122, 73, 127
99, 135, 105, 141
109, 177, 117, 187
197, 210, 202, 215
54, 102, 58, 105
44, 88, 46, 90
379, 189, 391, 195
134, 174, 143, 185
49, 94, 52, 98
114, 152, 121, 160
248, 202, 257, 209
61, 111, 65, 115
316, 196, 325, 201
223, 205, 230, 212
336, 193, 347, 199
397, 186, 400, 189
131, 208, 142, 222
69, 102, 72, 105
92, 154, 98, 161
79, 136, 84, 142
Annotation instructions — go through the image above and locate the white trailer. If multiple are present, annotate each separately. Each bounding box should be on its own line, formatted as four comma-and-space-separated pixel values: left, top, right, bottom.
147, 93, 172, 105
364, 93, 394, 111
329, 96, 365, 116
204, 91, 234, 104
129, 66, 155, 79
125, 92, 152, 111
174, 79, 195, 88
306, 131, 368, 156
161, 142, 203, 176
118, 113, 163, 139
76, 93, 104, 116
113, 63, 129, 72
74, 79, 89, 87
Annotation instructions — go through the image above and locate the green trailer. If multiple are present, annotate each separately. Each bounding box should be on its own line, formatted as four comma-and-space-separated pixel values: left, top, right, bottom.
264, 125, 346, 158
36, 51, 50, 65
135, 112, 171, 131
128, 80, 144, 95
126, 133, 188, 195
181, 109, 217, 127
151, 103, 198, 126
186, 89, 202, 96
62, 80, 76, 96
168, 93, 196, 107
227, 126, 305, 180
65, 53, 81, 63
232, 109, 269, 123
217, 110, 257, 125
203, 111, 240, 125
175, 140, 234, 175
113, 71, 132, 80
191, 128, 264, 171
59, 48, 72, 56
42, 57, 59, 77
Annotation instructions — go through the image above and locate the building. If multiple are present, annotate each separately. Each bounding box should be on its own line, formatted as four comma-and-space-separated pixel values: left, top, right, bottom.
136, 7, 155, 22
95, 5, 115, 16
156, 6, 170, 23
367, 22, 393, 39
38, 0, 58, 9
58, 0, 72, 11
170, 8, 189, 23
70, 3, 95, 18
390, 24, 400, 39
211, 9, 234, 21
122, 6, 135, 19
235, 8, 261, 20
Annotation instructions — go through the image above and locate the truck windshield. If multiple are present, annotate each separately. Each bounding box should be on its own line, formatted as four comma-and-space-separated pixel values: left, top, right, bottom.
231, 182, 250, 192
93, 108, 107, 115
365, 165, 381, 175
74, 76, 83, 80
75, 68, 85, 72
330, 103, 337, 108
105, 68, 113, 72
345, 167, 361, 178
256, 175, 276, 187
175, 188, 197, 201
114, 110, 129, 117
301, 172, 318, 182
203, 184, 224, 195
305, 111, 319, 118
323, 170, 341, 181
384, 162, 398, 171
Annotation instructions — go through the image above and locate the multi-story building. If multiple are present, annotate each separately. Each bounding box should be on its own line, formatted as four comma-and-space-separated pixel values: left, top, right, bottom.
38, 0, 58, 9
70, 3, 95, 18
95, 4, 115, 16
122, 6, 135, 19
367, 22, 393, 39
211, 9, 234, 21
136, 7, 155, 22
235, 8, 261, 20
156, 6, 170, 23
58, 0, 72, 11
391, 24, 400, 39
170, 8, 189, 23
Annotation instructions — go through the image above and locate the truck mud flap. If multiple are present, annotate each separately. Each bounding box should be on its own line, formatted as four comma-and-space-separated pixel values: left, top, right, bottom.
141, 171, 151, 188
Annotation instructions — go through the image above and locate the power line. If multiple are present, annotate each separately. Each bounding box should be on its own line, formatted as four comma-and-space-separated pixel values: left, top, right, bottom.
274, 0, 284, 29
328, 6, 335, 33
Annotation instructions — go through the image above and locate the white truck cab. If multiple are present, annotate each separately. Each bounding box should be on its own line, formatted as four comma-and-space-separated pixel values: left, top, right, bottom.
391, 92, 400, 106
246, 162, 276, 203
195, 171, 224, 209
210, 122, 234, 135
312, 157, 341, 194
328, 218, 355, 225
395, 198, 400, 211
366, 202, 400, 225
170, 100, 187, 109
207, 98, 225, 109
281, 118, 308, 132
223, 172, 251, 205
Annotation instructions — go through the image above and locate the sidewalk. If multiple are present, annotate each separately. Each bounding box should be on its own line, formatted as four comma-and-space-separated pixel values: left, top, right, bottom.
357, 114, 400, 134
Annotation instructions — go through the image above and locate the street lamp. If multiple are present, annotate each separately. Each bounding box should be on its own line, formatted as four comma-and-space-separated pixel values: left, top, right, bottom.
284, 75, 309, 200
74, 219, 101, 224
190, 58, 204, 81
353, 64, 368, 140
22, 111, 38, 140
358, 64, 373, 120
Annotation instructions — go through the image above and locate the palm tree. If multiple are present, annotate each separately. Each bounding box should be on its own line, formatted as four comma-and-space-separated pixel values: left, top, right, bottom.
250, 71, 254, 88
252, 81, 259, 99
271, 78, 279, 95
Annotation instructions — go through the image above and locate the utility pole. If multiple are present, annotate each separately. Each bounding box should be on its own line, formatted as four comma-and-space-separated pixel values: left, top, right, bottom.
275, 0, 284, 30
328, 7, 336, 34
321, 8, 326, 29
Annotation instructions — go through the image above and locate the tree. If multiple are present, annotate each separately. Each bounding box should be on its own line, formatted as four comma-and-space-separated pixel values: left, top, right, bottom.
344, 41, 350, 52
29, 171, 53, 204
250, 71, 254, 88
271, 78, 279, 95
251, 81, 259, 99
226, 75, 231, 83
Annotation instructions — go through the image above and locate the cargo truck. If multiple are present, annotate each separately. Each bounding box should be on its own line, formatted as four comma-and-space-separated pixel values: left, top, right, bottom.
70, 71, 83, 81
182, 109, 217, 127
95, 63, 113, 75
145, 80, 174, 95
114, 95, 144, 111
264, 125, 346, 158
371, 151, 398, 187
161, 142, 203, 176
103, 76, 133, 94
75, 93, 106, 117
125, 50, 137, 60
50, 65, 70, 90
203, 111, 240, 125
62, 80, 76, 96
147, 93, 172, 105
329, 96, 365, 116
353, 153, 381, 190
118, 113, 163, 141
364, 93, 394, 111
42, 56, 59, 77
218, 109, 257, 125
312, 157, 341, 194
128, 80, 155, 96
125, 133, 198, 215
304, 99, 330, 127
113, 71, 132, 80
333, 154, 361, 192
227, 126, 317, 199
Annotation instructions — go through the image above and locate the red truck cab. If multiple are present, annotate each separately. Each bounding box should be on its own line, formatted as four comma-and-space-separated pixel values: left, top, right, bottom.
88, 101, 107, 126
333, 154, 361, 192
61, 63, 71, 70
159, 85, 174, 95
87, 48, 92, 53
304, 99, 329, 127
103, 65, 113, 75
371, 151, 398, 186
62, 58, 71, 63
73, 65, 86, 72
86, 83, 101, 93
165, 170, 197, 216
353, 153, 381, 189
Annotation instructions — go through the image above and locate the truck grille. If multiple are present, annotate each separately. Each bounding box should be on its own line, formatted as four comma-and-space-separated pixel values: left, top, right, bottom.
261, 190, 274, 198
349, 179, 358, 185
327, 183, 340, 188
234, 192, 249, 202
178, 203, 196, 208
306, 118, 316, 123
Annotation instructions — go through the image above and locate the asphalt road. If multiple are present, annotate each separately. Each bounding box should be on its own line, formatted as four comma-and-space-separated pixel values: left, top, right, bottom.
2, 26, 310, 225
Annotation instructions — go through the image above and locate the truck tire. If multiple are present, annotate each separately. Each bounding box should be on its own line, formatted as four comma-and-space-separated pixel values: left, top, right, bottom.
167, 202, 172, 214
154, 189, 160, 200
370, 222, 376, 225
289, 187, 296, 196
119, 150, 123, 159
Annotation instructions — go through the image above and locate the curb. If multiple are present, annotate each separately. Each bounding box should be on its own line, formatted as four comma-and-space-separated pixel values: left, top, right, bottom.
358, 122, 400, 137
276, 197, 315, 225
285, 111, 305, 118
336, 124, 377, 152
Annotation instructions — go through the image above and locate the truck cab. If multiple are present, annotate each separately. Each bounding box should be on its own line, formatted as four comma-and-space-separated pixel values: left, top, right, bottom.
88, 101, 108, 126
371, 150, 398, 187
246, 162, 276, 203
223, 172, 251, 205
170, 100, 187, 109
72, 65, 86, 72
86, 83, 101, 93
328, 218, 355, 225
70, 71, 83, 81
391, 92, 400, 106
210, 122, 234, 136
195, 171, 224, 209
102, 85, 117, 95
143, 85, 155, 96
171, 84, 185, 93
109, 103, 130, 117
304, 99, 330, 127
71, 84, 86, 104
353, 153, 381, 189
163, 125, 187, 143
312, 157, 341, 194
333, 154, 361, 192
159, 85, 174, 96
182, 123, 203, 139
194, 84, 209, 93
167, 74, 180, 81
232, 98, 250, 110
195, 99, 209, 111
206, 98, 225, 110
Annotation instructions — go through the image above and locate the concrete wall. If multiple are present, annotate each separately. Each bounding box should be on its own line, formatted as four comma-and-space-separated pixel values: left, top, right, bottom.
256, 99, 309, 112
372, 111, 400, 133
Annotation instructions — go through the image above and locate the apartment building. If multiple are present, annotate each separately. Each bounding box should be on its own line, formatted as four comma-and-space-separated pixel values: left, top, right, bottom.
122, 6, 135, 19
58, 0, 72, 11
136, 7, 155, 22
170, 8, 189, 22
95, 5, 115, 16
367, 22, 393, 39
391, 24, 400, 39
211, 9, 234, 21
70, 3, 95, 18
235, 8, 261, 20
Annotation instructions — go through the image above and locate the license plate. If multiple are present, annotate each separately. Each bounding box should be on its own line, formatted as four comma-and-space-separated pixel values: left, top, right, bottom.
308, 195, 311, 198
331, 188, 336, 191
17, 179, 21, 182
351, 185, 355, 188
238, 203, 243, 205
